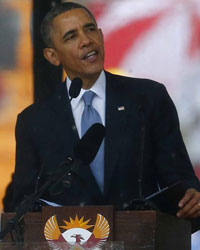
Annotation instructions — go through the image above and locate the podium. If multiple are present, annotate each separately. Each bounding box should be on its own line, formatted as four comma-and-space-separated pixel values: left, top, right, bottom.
0, 206, 191, 250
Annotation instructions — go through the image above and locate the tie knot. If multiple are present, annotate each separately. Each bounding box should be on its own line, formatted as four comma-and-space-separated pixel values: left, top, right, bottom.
82, 90, 95, 106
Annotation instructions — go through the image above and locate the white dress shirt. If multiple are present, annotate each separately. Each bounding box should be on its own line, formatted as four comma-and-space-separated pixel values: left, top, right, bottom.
66, 71, 106, 138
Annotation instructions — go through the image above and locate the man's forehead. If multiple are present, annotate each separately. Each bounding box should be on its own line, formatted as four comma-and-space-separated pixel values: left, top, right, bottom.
52, 8, 96, 29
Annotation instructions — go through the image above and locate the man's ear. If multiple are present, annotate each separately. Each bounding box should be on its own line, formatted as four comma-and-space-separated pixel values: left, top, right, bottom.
43, 48, 60, 66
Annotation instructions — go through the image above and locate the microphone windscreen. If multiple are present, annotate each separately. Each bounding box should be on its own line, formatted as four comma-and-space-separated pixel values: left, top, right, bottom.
69, 77, 82, 99
74, 123, 105, 165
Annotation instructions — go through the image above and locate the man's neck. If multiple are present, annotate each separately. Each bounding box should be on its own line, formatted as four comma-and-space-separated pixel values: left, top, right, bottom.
69, 71, 103, 90
82, 74, 102, 89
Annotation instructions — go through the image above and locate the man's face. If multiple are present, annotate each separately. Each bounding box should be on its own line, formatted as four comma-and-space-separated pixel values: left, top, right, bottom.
45, 8, 104, 84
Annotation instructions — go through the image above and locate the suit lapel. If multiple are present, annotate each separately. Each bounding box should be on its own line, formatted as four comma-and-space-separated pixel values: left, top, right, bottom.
104, 72, 129, 195
48, 82, 79, 149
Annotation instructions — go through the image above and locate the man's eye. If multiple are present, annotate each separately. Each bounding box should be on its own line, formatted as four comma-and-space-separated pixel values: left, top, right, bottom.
87, 27, 96, 32
65, 34, 75, 41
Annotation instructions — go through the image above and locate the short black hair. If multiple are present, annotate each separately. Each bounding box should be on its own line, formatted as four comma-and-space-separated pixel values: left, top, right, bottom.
40, 2, 97, 48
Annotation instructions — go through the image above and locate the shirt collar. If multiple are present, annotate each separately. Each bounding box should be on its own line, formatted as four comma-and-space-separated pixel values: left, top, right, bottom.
66, 71, 106, 110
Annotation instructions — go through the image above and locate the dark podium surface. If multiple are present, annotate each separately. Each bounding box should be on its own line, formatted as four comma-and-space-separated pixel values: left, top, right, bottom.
0, 206, 192, 250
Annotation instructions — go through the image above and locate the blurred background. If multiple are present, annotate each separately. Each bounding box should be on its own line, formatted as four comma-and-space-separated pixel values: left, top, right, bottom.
0, 0, 200, 245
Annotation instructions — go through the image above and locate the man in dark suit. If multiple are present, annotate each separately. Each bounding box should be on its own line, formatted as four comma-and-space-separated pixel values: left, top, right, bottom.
12, 2, 200, 219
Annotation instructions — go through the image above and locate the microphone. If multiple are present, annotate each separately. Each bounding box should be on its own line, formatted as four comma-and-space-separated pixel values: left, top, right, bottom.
49, 123, 105, 195
74, 123, 105, 164
69, 77, 82, 102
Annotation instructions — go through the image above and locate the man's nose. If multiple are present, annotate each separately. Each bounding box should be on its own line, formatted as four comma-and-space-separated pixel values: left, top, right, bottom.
79, 32, 91, 47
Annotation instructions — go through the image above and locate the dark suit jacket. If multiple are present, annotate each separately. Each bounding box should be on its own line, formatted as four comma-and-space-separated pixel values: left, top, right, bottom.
12, 71, 200, 210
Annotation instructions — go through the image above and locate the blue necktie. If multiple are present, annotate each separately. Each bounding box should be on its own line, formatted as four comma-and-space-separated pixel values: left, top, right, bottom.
81, 91, 104, 193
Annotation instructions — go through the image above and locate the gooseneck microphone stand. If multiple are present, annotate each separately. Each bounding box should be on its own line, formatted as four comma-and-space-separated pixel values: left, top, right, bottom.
0, 157, 74, 242
0, 178, 51, 242
125, 101, 158, 211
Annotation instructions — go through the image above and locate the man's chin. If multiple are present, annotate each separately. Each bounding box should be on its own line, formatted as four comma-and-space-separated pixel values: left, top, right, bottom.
85, 69, 103, 79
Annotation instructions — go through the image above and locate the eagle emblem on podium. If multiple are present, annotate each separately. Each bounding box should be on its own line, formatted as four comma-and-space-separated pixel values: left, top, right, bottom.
44, 214, 110, 249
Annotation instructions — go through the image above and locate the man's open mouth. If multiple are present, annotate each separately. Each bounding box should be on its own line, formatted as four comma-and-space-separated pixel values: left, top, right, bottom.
82, 50, 97, 60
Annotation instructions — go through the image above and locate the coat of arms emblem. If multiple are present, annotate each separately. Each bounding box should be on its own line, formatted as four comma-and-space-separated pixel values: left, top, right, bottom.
44, 213, 110, 249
